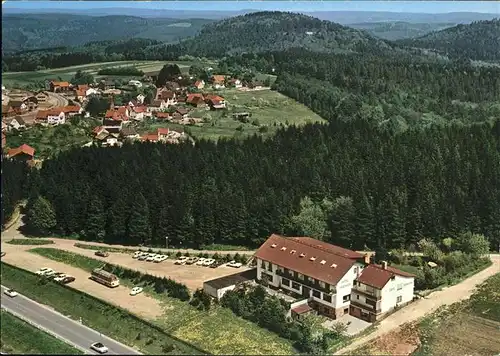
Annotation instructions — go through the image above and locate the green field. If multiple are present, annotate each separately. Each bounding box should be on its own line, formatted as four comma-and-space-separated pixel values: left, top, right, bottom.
142, 89, 326, 141
5, 118, 99, 159
28, 248, 296, 355
0, 310, 83, 355
7, 238, 54, 246
2, 60, 212, 88
0, 262, 204, 355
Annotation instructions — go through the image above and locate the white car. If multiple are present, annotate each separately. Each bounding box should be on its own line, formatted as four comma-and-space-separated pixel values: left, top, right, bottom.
130, 286, 143, 296
53, 274, 68, 282
174, 256, 189, 265
44, 270, 57, 278
36, 267, 54, 276
159, 254, 168, 261
146, 254, 156, 262
4, 288, 18, 298
203, 259, 215, 266
153, 255, 164, 263
227, 261, 243, 268
196, 258, 207, 266
138, 253, 148, 261
90, 342, 108, 354
132, 251, 143, 259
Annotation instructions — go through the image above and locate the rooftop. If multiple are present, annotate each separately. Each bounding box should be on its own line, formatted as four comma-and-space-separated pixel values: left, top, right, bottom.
356, 263, 416, 289
204, 268, 256, 290
254, 234, 360, 285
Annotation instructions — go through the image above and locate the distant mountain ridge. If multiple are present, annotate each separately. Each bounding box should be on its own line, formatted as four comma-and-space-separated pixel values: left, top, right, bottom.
1, 14, 214, 53
165, 11, 399, 57
397, 18, 500, 60
349, 22, 455, 40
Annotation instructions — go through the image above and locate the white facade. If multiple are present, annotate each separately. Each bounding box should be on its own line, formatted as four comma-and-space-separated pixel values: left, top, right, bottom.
380, 275, 414, 313
203, 283, 237, 300
47, 112, 66, 125
256, 257, 363, 318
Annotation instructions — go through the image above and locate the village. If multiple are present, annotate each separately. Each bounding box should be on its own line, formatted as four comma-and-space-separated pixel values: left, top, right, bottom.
2, 68, 266, 161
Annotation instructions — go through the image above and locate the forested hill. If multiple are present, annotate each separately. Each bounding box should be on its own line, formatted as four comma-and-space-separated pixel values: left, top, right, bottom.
397, 19, 500, 60
167, 11, 399, 57
1, 14, 213, 54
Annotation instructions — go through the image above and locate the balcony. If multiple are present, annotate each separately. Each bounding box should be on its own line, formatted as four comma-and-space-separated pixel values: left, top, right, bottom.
350, 300, 381, 314
352, 286, 382, 301
276, 269, 336, 294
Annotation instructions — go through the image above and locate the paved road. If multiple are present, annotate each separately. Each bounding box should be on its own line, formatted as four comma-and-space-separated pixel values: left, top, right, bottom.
1, 285, 141, 355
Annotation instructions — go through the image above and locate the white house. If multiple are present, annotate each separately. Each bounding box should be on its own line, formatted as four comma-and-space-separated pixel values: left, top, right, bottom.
203, 269, 256, 300
36, 109, 66, 125
7, 116, 26, 130
136, 94, 146, 104
128, 80, 143, 88
254, 234, 367, 319
350, 263, 415, 322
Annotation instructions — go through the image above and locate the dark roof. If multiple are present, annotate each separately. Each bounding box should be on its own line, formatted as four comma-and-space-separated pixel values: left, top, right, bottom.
121, 127, 138, 136
204, 268, 256, 289
254, 234, 357, 285
12, 116, 26, 125
356, 264, 416, 289
176, 108, 189, 115
9, 100, 24, 108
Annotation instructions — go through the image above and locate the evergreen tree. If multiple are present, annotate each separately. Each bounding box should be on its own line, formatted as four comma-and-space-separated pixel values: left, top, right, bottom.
329, 196, 355, 247
26, 195, 56, 235
127, 193, 151, 245
85, 195, 106, 241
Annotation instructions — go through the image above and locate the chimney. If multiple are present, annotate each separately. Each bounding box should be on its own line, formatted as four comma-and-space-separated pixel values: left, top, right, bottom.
364, 253, 371, 265
382, 261, 388, 270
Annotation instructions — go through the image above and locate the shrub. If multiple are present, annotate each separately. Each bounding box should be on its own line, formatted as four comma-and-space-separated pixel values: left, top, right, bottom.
175, 251, 182, 257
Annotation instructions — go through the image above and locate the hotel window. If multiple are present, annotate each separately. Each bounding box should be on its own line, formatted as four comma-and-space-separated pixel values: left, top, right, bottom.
354, 267, 359, 274
323, 294, 332, 303
267, 263, 273, 272
319, 281, 326, 288
278, 266, 284, 273
397, 284, 403, 290
397, 296, 402, 303
297, 273, 304, 280
312, 290, 321, 298
356, 295, 359, 300
308, 277, 314, 283
282, 278, 290, 287
343, 294, 350, 302
288, 269, 293, 276
292, 282, 300, 290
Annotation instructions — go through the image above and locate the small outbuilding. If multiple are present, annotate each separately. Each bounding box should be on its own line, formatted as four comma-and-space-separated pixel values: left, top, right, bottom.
203, 268, 256, 300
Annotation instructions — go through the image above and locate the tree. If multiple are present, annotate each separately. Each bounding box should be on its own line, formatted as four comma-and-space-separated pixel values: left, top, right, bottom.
290, 196, 332, 240
188, 64, 204, 78
85, 96, 109, 117
330, 196, 355, 247
156, 64, 181, 87
85, 195, 105, 241
71, 70, 94, 85
127, 193, 151, 245
456, 232, 490, 256
26, 195, 56, 235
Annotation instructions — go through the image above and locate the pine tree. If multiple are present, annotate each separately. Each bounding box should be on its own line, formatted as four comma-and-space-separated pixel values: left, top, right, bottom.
329, 196, 355, 248
354, 195, 376, 250
127, 193, 151, 245
85, 195, 105, 241
26, 195, 56, 235
107, 196, 128, 243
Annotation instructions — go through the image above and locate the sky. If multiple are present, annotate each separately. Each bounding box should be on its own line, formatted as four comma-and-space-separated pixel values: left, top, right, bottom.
3, 1, 500, 14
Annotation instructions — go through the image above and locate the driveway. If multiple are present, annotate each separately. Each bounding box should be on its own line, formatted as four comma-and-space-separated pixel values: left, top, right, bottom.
324, 314, 371, 336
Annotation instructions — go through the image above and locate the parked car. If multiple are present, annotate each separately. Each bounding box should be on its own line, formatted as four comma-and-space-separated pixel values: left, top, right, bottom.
130, 286, 143, 296
175, 256, 189, 265
146, 254, 156, 262
35, 267, 54, 276
95, 251, 109, 258
227, 261, 243, 268
186, 257, 199, 265
132, 251, 143, 259
153, 255, 164, 263
44, 270, 57, 278
203, 259, 215, 266
138, 253, 148, 261
49, 272, 65, 280
4, 288, 18, 298
53, 274, 68, 282
61, 276, 75, 284
210, 260, 223, 268
90, 342, 108, 354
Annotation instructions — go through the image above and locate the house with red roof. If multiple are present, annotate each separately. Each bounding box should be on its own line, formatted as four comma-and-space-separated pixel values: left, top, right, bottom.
205, 94, 226, 110
193, 80, 205, 89
129, 106, 150, 121
36, 109, 66, 125
7, 144, 35, 161
211, 75, 226, 89
186, 93, 206, 108
104, 107, 129, 122
49, 81, 70, 93
154, 112, 171, 121
350, 262, 415, 322
253, 234, 415, 321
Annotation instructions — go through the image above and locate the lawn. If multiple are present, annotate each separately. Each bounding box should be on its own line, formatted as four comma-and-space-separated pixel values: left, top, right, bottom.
2, 60, 213, 88
0, 310, 83, 355
0, 262, 204, 355
5, 119, 99, 159
142, 89, 325, 141
7, 239, 54, 246
28, 248, 296, 355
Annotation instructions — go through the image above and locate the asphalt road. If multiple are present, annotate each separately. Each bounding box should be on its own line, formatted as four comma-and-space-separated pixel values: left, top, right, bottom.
0, 285, 141, 355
